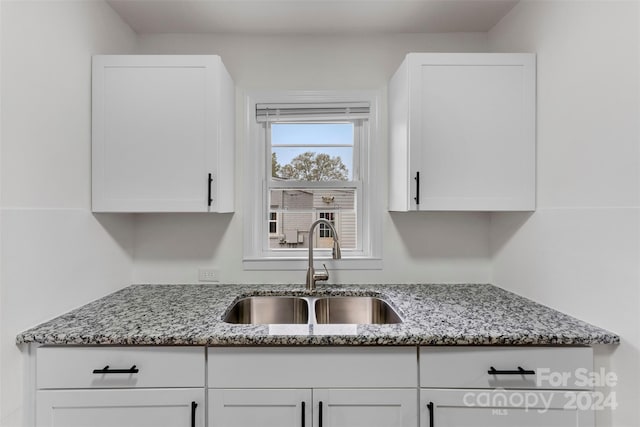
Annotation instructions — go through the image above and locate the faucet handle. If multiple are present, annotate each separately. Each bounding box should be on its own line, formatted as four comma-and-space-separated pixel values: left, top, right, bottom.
313, 263, 330, 282
322, 263, 329, 277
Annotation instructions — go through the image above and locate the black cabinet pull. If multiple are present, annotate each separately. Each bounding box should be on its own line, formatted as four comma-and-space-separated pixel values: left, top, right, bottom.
301, 401, 306, 427
191, 401, 197, 427
318, 401, 323, 427
427, 401, 434, 427
414, 172, 420, 206
92, 365, 139, 374
207, 173, 213, 207
488, 366, 536, 375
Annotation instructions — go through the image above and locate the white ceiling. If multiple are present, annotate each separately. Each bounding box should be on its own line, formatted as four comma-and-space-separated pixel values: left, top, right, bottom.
106, 0, 519, 35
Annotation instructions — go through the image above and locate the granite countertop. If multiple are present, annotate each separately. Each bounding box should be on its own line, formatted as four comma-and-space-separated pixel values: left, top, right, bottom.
16, 284, 619, 346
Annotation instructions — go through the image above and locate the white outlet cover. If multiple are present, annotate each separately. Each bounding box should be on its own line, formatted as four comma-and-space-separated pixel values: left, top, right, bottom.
198, 268, 219, 282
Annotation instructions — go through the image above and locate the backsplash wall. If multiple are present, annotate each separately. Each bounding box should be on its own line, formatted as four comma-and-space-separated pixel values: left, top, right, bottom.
488, 2, 640, 426
131, 32, 495, 285
0, 1, 138, 425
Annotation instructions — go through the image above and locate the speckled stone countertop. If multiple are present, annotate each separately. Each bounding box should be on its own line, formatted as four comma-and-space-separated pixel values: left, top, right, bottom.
16, 284, 619, 346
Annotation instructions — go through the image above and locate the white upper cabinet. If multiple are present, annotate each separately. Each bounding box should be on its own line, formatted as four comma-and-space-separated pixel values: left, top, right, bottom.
92, 55, 235, 212
389, 53, 536, 211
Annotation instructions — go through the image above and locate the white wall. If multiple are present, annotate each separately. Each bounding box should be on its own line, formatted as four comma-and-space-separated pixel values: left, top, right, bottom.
488, 1, 640, 426
0, 1, 137, 425
132, 33, 494, 285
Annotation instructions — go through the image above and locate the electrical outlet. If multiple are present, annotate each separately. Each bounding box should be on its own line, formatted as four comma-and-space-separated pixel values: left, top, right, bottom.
198, 268, 219, 282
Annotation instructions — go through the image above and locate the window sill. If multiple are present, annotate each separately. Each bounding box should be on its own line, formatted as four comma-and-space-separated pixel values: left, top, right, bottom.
243, 257, 383, 271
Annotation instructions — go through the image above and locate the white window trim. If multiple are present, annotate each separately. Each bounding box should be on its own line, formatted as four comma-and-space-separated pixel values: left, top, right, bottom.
243, 90, 383, 271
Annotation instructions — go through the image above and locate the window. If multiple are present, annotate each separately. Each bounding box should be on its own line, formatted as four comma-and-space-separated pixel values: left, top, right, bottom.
244, 91, 382, 270
318, 212, 335, 238
268, 120, 358, 251
269, 212, 278, 234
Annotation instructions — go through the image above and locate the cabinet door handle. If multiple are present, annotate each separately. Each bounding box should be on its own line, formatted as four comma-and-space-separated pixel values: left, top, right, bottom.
414, 171, 420, 206
427, 401, 434, 427
191, 401, 197, 427
301, 401, 306, 427
207, 173, 213, 207
92, 365, 139, 374
488, 366, 536, 375
318, 401, 323, 427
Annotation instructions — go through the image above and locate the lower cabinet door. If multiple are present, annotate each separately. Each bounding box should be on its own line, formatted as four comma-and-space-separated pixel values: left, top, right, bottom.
36, 388, 204, 427
313, 389, 417, 427
209, 389, 312, 427
420, 389, 594, 427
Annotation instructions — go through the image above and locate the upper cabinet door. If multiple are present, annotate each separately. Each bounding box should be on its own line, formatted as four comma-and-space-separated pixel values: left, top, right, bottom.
92, 55, 235, 213
389, 53, 536, 212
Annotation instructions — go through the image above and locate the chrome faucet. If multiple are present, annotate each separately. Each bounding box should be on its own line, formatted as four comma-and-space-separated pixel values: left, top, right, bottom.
306, 219, 341, 291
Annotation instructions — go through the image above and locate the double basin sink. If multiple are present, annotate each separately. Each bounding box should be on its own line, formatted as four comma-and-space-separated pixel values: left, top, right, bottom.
224, 296, 402, 325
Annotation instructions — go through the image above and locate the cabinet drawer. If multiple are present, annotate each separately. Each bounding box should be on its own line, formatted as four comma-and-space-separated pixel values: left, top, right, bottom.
208, 347, 417, 388
420, 347, 593, 390
37, 346, 204, 389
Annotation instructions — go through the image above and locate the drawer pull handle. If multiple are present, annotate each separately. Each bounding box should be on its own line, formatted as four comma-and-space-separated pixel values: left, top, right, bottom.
318, 401, 323, 427
92, 365, 139, 374
301, 401, 306, 427
488, 366, 535, 375
191, 401, 197, 427
427, 401, 434, 427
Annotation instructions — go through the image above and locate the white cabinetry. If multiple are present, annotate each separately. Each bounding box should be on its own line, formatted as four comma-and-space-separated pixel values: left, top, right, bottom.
37, 389, 203, 427
210, 389, 311, 427
315, 389, 417, 427
389, 53, 536, 211
35, 347, 205, 427
419, 347, 594, 427
420, 389, 593, 427
92, 55, 235, 213
207, 347, 417, 427
32, 345, 597, 427
210, 389, 416, 427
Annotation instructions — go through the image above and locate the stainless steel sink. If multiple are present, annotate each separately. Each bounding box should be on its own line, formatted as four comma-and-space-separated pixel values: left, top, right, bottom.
224, 297, 309, 324
314, 297, 402, 324
224, 295, 402, 325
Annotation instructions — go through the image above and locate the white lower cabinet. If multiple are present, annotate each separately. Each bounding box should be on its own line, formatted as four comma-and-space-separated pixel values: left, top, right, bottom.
315, 389, 417, 427
37, 388, 204, 427
419, 347, 595, 427
35, 346, 205, 427
32, 346, 597, 427
207, 347, 418, 427
209, 389, 416, 427
209, 389, 311, 427
420, 390, 593, 427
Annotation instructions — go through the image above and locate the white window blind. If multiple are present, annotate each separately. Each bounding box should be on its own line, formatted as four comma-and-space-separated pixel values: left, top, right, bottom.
256, 102, 370, 123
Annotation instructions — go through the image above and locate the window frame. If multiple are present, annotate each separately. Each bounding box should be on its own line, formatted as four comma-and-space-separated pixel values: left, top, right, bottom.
243, 91, 383, 271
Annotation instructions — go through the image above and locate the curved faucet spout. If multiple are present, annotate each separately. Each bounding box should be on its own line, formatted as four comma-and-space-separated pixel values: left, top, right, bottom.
306, 219, 341, 291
